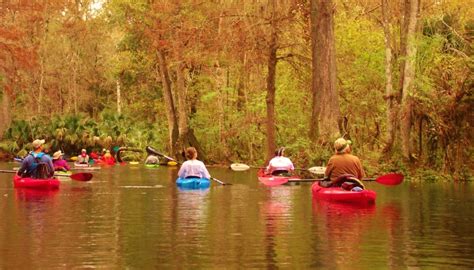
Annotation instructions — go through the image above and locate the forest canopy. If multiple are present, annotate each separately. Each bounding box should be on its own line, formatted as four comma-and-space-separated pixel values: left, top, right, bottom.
0, 0, 472, 180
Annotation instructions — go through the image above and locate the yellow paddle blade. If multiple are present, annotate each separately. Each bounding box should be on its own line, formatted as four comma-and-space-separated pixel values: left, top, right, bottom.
167, 161, 178, 166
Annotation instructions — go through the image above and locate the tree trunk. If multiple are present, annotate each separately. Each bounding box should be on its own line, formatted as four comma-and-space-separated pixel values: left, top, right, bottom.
0, 92, 11, 140
400, 0, 419, 161
116, 80, 121, 115
398, 0, 411, 98
309, 0, 341, 142
156, 50, 179, 155
175, 61, 189, 156
381, 0, 397, 153
265, 7, 278, 161
237, 51, 247, 111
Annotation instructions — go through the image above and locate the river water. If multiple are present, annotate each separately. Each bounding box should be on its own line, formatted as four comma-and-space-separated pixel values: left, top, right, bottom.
0, 163, 473, 269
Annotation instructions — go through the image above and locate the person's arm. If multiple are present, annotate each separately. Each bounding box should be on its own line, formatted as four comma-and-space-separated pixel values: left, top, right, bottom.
45, 157, 55, 177
288, 159, 295, 171
17, 157, 31, 176
64, 161, 71, 171
266, 159, 274, 173
201, 162, 211, 179
324, 157, 334, 180
178, 162, 187, 178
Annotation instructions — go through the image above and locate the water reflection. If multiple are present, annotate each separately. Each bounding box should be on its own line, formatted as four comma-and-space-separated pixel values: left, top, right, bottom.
1, 164, 474, 268
260, 187, 294, 268
14, 188, 59, 202
312, 199, 376, 268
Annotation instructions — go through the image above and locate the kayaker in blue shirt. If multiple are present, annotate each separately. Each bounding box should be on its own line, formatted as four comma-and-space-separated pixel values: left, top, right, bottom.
17, 139, 54, 179
178, 147, 211, 179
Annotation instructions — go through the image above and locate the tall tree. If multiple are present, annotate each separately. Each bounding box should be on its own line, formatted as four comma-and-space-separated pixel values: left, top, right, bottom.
156, 49, 179, 155
381, 0, 397, 153
265, 0, 278, 161
309, 0, 341, 143
399, 0, 420, 161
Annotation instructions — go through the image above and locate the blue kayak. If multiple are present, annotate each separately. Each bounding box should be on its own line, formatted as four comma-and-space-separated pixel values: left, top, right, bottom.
176, 177, 210, 189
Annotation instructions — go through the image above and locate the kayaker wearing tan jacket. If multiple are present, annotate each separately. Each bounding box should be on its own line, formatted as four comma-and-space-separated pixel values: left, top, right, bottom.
324, 138, 365, 185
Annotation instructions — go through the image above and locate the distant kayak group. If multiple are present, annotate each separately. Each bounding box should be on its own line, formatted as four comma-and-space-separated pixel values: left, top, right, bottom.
10, 137, 404, 205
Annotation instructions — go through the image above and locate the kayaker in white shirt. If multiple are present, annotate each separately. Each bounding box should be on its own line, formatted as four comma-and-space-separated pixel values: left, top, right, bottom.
266, 147, 294, 176
178, 147, 211, 179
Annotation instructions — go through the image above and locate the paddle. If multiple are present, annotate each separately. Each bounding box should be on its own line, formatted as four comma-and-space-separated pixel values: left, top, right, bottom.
146, 146, 176, 162
230, 162, 325, 174
287, 173, 404, 186
146, 146, 231, 186
210, 177, 232, 185
0, 170, 93, 182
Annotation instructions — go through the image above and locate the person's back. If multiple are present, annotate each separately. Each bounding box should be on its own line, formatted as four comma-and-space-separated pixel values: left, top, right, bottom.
145, 155, 159, 164
178, 147, 211, 179
18, 139, 54, 179
179, 159, 210, 179
325, 138, 365, 184
266, 147, 294, 175
103, 150, 115, 164
326, 153, 364, 182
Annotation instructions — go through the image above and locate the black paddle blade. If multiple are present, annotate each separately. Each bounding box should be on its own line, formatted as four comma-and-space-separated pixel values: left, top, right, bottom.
70, 173, 93, 181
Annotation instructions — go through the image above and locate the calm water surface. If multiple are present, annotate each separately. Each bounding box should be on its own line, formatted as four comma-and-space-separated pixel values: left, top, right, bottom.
0, 162, 473, 268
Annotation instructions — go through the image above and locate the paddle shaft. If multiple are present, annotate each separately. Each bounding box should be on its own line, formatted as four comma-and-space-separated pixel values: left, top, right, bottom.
211, 177, 231, 185
0, 169, 92, 181
288, 177, 380, 183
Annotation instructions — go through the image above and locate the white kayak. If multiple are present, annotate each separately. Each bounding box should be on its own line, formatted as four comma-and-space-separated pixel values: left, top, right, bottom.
230, 163, 251, 171
307, 166, 326, 175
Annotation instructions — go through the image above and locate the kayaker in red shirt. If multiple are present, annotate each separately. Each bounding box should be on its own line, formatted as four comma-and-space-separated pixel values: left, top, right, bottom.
322, 138, 365, 187
102, 150, 116, 164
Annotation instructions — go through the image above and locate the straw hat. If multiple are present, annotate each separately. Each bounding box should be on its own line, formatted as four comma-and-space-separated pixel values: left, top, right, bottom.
32, 139, 45, 149
53, 150, 63, 160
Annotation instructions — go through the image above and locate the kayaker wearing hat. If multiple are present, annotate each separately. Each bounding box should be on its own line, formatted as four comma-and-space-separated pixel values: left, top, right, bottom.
322, 138, 365, 187
52, 150, 71, 172
77, 149, 90, 164
17, 139, 54, 179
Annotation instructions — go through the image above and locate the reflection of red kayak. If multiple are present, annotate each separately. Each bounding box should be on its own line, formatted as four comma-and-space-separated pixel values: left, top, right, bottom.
312, 182, 376, 204
13, 174, 60, 190
15, 188, 59, 201
257, 168, 300, 186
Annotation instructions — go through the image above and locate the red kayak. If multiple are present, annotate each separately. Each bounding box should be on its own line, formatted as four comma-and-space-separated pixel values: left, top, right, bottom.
312, 182, 376, 204
13, 174, 60, 190
257, 169, 300, 186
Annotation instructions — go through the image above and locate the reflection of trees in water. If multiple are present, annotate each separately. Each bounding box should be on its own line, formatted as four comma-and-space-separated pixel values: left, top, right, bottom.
11, 189, 59, 268
311, 199, 376, 269
172, 181, 210, 263
260, 187, 293, 269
